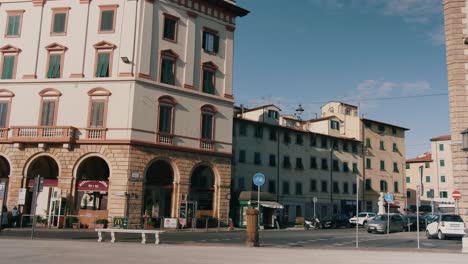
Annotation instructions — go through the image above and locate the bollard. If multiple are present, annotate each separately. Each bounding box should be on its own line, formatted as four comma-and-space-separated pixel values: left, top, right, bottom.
246, 208, 259, 247
463, 237, 468, 254
205, 218, 209, 231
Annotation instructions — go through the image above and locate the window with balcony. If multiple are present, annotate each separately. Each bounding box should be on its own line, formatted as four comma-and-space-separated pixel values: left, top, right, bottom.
202, 62, 217, 95
40, 100, 57, 126
99, 5, 117, 33
163, 14, 178, 42
86, 88, 110, 139
89, 100, 105, 128
157, 96, 176, 143
202, 29, 219, 54
200, 105, 216, 148
51, 8, 70, 35
0, 101, 9, 129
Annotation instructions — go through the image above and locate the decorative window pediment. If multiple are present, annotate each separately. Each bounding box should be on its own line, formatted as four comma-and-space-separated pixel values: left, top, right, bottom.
201, 104, 217, 113
93, 41, 116, 50
0, 89, 14, 98
88, 87, 112, 97
0, 45, 21, 54
160, 49, 179, 59
39, 88, 62, 97
202, 61, 218, 71
45, 42, 67, 52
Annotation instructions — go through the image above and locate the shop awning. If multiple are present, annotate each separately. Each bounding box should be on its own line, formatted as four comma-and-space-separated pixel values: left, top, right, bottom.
259, 201, 284, 209
77, 180, 109, 192
28, 179, 58, 188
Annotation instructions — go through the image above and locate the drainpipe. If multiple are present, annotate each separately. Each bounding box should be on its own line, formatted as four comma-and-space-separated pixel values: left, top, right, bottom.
33, 4, 45, 78
130, 0, 140, 76
81, 2, 91, 77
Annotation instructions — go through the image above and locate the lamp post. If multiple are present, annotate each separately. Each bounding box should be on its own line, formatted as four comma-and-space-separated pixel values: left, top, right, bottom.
330, 144, 334, 214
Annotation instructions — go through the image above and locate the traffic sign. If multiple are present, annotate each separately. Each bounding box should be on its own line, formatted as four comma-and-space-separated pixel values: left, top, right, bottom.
253, 173, 265, 187
384, 192, 394, 202
313, 197, 318, 203
452, 190, 462, 200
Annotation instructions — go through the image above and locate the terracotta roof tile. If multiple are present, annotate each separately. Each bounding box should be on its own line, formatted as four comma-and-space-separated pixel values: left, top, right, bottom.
406, 153, 432, 163
430, 135, 451, 141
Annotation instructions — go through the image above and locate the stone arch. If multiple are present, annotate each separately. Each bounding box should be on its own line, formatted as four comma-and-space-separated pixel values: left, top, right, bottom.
0, 154, 11, 179
143, 158, 178, 220
189, 162, 220, 217
73, 154, 111, 220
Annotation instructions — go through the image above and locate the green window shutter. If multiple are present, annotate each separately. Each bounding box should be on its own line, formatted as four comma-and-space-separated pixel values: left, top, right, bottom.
0, 102, 8, 128
47, 55, 61, 78
203, 70, 214, 94
7, 15, 20, 36
163, 18, 176, 40
159, 105, 172, 133
53, 13, 66, 33
96, 53, 110, 77
202, 32, 207, 50
161, 58, 174, 85
2, 56, 15, 79
100, 10, 114, 31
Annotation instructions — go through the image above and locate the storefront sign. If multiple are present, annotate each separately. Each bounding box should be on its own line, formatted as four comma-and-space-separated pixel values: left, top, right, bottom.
18, 188, 26, 205
164, 218, 178, 229
77, 180, 109, 192
28, 179, 58, 188
113, 217, 128, 229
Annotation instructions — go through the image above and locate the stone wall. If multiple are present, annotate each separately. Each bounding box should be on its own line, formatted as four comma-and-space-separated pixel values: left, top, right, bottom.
0, 142, 232, 227
444, 0, 468, 221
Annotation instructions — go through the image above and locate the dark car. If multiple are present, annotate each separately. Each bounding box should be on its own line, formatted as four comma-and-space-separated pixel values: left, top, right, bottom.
406, 214, 426, 231
321, 214, 350, 229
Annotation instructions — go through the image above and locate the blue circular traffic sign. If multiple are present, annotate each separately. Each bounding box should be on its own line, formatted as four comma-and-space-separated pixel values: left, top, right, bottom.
384, 193, 394, 202
253, 173, 265, 187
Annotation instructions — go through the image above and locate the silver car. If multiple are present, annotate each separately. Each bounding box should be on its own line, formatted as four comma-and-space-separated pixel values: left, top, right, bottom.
367, 214, 405, 234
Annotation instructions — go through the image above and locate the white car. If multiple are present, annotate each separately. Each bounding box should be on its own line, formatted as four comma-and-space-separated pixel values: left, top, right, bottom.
349, 212, 376, 227
426, 214, 466, 240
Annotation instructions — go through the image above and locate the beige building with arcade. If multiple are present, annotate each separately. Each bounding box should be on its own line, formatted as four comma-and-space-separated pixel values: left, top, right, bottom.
0, 0, 248, 227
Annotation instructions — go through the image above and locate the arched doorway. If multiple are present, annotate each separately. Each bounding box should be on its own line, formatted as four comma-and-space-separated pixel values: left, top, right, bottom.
0, 156, 10, 216
143, 160, 174, 224
24, 156, 59, 216
75, 156, 110, 226
189, 165, 215, 217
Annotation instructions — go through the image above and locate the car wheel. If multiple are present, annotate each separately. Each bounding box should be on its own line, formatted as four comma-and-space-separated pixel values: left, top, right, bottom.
426, 230, 432, 239
363, 221, 368, 228
367, 230, 372, 233
437, 230, 445, 240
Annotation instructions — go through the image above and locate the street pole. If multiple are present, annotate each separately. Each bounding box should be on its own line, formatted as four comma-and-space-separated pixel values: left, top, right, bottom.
387, 201, 390, 235
31, 175, 40, 240
313, 201, 316, 220
356, 173, 359, 248
257, 185, 260, 228
416, 185, 420, 249
330, 147, 333, 214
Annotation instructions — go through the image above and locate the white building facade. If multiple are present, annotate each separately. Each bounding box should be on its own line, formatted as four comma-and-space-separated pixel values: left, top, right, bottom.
0, 0, 248, 227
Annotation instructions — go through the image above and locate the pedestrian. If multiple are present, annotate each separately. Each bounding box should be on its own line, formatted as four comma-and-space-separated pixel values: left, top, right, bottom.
12, 206, 18, 227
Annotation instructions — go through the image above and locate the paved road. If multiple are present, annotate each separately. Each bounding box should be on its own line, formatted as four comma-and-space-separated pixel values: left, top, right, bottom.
0, 227, 463, 252
0, 238, 466, 264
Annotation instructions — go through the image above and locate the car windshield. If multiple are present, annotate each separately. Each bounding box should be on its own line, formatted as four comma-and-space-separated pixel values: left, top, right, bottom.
373, 215, 387, 221
358, 213, 367, 217
322, 216, 332, 221
441, 215, 464, 222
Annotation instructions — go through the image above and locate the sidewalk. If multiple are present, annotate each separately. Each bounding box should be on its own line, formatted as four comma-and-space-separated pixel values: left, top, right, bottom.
0, 239, 466, 264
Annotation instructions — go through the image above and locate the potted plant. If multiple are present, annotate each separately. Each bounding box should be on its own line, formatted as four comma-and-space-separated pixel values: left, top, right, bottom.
95, 219, 108, 229
66, 216, 79, 229
35, 216, 47, 228
145, 218, 155, 229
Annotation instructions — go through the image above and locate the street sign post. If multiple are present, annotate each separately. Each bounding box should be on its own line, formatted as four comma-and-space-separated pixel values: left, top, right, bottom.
416, 185, 421, 249
31, 175, 44, 240
312, 196, 317, 220
253, 173, 265, 229
384, 193, 394, 235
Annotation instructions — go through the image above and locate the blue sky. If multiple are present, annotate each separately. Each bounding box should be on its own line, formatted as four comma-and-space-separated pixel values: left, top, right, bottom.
233, 0, 448, 158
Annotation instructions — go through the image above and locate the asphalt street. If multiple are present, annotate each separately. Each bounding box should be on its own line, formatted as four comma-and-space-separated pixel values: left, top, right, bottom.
0, 227, 463, 252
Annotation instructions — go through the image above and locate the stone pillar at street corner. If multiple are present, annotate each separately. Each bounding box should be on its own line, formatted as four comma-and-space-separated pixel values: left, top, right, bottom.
218, 185, 230, 224
6, 175, 22, 209
246, 208, 259, 247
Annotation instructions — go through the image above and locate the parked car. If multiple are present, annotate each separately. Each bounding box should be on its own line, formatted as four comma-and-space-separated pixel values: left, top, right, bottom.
367, 214, 405, 234
426, 214, 466, 240
321, 214, 350, 229
406, 214, 426, 231
349, 212, 376, 227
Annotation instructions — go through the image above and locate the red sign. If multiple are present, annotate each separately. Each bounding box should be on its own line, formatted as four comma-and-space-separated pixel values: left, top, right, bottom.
77, 180, 109, 192
452, 190, 462, 200
28, 179, 58, 188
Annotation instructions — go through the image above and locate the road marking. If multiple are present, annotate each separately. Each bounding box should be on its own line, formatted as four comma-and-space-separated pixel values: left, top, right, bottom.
333, 243, 345, 246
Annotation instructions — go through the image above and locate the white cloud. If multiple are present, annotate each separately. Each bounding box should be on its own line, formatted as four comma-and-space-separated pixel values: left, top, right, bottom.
342, 79, 432, 111
428, 25, 446, 46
